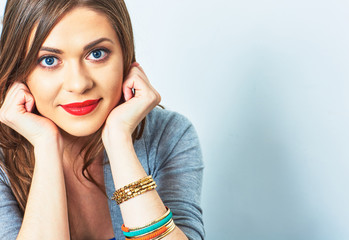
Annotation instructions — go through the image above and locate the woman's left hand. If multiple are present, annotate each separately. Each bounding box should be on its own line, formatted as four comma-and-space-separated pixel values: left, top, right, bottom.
102, 62, 161, 143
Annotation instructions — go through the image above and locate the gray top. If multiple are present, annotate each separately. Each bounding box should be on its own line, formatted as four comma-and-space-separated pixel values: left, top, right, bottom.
0, 107, 205, 240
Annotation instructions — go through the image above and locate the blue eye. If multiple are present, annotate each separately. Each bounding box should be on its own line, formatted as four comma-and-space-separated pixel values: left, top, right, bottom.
92, 50, 102, 58
39, 56, 59, 68
87, 49, 108, 61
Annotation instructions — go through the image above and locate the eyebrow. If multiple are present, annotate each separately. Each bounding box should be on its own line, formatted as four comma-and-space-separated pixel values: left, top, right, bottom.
83, 38, 114, 51
39, 37, 114, 54
40, 47, 63, 54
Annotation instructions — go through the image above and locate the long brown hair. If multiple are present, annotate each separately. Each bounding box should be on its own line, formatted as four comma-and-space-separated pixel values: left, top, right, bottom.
0, 0, 144, 212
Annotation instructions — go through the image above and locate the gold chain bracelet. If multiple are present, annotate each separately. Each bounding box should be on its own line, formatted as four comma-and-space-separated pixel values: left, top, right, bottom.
111, 175, 157, 205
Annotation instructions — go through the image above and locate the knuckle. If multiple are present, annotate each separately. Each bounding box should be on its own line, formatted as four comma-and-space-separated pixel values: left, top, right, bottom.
146, 90, 161, 105
134, 73, 143, 81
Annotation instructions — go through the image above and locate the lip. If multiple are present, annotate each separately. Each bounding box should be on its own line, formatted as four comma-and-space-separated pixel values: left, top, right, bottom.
60, 99, 101, 116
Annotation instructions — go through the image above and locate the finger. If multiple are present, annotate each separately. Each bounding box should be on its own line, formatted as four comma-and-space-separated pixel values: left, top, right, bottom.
4, 83, 30, 107
123, 72, 149, 96
23, 91, 35, 112
131, 62, 147, 78
124, 63, 159, 102
131, 62, 140, 68
7, 82, 27, 95
123, 64, 149, 99
4, 83, 22, 104
125, 70, 150, 91
123, 78, 135, 101
136, 64, 146, 76
0, 88, 30, 126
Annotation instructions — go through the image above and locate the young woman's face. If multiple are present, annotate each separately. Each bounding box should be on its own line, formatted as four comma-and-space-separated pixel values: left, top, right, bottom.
26, 7, 124, 137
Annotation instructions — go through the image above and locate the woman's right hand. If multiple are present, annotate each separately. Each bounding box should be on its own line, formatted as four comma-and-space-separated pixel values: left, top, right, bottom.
0, 82, 60, 146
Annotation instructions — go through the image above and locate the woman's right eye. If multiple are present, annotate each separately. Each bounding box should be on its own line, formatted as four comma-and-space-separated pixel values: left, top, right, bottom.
38, 56, 60, 68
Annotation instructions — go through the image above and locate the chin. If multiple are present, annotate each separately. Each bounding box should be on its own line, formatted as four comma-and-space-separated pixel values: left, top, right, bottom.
58, 122, 104, 138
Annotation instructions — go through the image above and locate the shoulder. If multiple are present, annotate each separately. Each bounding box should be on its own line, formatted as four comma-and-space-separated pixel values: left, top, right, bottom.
138, 107, 203, 172
146, 107, 192, 127
143, 107, 196, 143
141, 107, 200, 157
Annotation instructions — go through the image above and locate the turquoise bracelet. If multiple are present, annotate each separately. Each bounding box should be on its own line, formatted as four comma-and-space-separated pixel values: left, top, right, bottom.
122, 210, 173, 237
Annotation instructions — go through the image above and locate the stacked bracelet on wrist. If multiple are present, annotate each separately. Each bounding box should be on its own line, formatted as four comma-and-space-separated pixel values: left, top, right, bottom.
112, 176, 175, 239
121, 206, 175, 240
111, 175, 157, 205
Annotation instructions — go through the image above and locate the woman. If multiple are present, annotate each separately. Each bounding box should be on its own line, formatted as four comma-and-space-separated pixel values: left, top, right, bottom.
0, 0, 204, 239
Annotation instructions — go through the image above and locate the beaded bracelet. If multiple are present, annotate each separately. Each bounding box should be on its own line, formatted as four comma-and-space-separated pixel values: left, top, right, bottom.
111, 175, 157, 205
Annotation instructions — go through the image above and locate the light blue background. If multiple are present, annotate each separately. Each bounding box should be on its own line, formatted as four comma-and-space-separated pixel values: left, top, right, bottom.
2, 1, 349, 239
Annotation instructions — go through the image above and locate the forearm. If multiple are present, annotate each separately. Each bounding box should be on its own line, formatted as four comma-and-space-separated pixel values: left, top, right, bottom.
105, 133, 188, 240
17, 136, 69, 240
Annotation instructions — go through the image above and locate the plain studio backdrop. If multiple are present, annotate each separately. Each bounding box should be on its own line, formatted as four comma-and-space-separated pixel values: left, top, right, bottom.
2, 1, 349, 239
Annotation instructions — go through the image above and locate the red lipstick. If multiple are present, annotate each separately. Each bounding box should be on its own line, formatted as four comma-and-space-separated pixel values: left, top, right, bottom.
60, 99, 100, 116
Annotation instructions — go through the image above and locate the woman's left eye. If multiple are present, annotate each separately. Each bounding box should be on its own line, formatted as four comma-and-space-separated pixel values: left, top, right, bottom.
87, 49, 108, 61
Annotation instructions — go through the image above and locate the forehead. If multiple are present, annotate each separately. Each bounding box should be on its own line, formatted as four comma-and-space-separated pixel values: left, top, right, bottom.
29, 7, 117, 50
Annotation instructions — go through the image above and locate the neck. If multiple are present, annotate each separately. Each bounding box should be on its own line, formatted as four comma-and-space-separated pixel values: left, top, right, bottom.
59, 128, 104, 170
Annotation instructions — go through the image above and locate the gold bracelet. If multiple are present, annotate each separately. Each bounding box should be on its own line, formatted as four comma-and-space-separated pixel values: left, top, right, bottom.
124, 206, 171, 232
114, 176, 152, 195
152, 221, 176, 240
112, 179, 156, 204
126, 219, 174, 238
111, 175, 157, 205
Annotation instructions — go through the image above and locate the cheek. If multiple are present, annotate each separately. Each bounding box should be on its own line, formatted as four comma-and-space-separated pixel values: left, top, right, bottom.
26, 71, 61, 109
104, 74, 123, 106
92, 62, 124, 101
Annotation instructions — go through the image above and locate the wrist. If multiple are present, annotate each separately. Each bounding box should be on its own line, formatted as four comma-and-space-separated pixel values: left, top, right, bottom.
102, 127, 133, 147
33, 133, 64, 158
31, 129, 63, 147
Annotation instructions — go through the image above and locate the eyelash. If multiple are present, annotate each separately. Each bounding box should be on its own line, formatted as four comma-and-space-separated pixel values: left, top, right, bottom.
37, 55, 61, 70
37, 48, 111, 69
86, 48, 111, 62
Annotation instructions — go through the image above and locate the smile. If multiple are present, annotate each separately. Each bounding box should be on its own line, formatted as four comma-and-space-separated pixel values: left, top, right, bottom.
60, 99, 101, 116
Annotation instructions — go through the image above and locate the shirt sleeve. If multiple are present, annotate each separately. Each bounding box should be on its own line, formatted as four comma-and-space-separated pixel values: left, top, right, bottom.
0, 166, 22, 240
144, 109, 205, 240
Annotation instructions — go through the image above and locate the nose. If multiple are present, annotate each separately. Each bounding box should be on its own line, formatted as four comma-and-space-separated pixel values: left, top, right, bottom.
62, 62, 93, 94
